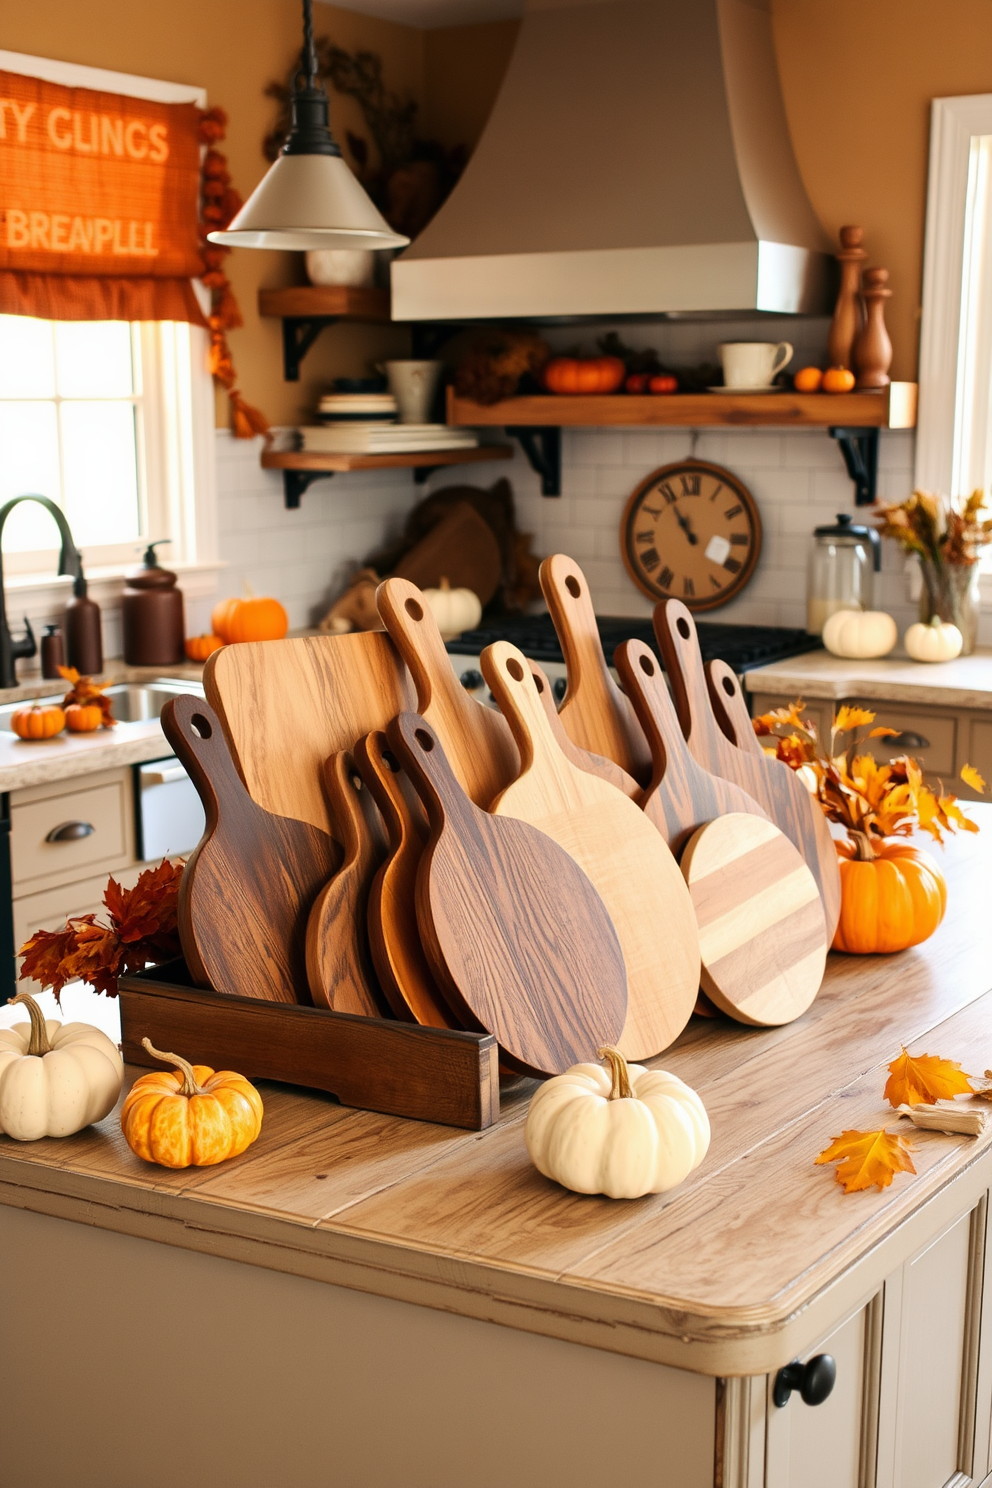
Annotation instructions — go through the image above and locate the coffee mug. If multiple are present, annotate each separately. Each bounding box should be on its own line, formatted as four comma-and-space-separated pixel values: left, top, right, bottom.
383, 360, 444, 424
719, 342, 793, 389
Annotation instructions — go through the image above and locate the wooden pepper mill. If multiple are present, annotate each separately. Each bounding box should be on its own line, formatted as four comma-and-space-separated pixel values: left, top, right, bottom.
827, 225, 866, 370
853, 267, 893, 389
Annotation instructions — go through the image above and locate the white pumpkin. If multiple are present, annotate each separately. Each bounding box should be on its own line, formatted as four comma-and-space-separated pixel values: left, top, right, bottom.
422, 578, 482, 641
0, 991, 123, 1140
525, 1046, 710, 1199
904, 616, 964, 663
822, 608, 897, 659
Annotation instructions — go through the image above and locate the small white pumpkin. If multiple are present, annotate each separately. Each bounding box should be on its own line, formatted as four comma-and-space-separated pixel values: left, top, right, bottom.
822, 608, 897, 659
904, 615, 964, 663
525, 1045, 710, 1199
0, 991, 123, 1140
422, 578, 482, 641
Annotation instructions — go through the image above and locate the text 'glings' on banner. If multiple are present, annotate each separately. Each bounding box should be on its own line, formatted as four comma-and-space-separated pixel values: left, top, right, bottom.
0, 71, 202, 279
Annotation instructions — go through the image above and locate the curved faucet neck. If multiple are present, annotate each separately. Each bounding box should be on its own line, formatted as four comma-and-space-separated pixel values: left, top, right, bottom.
0, 495, 82, 583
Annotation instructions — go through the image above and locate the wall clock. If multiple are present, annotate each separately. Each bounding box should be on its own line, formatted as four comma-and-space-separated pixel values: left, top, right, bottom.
620, 459, 762, 611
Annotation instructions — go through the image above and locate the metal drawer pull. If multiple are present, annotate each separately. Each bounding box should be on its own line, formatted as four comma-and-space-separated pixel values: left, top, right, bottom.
773, 1353, 836, 1408
46, 820, 96, 843
886, 730, 930, 750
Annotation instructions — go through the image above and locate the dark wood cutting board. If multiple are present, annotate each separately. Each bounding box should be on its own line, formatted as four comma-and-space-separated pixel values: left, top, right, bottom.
654, 600, 842, 939
305, 751, 389, 1016
387, 712, 628, 1077
161, 695, 337, 1005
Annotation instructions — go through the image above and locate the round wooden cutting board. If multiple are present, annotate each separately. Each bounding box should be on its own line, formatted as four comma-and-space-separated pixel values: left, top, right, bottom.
679, 813, 828, 1027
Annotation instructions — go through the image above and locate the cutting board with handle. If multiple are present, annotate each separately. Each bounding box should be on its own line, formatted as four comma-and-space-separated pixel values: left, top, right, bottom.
614, 639, 771, 855
529, 660, 643, 800
161, 695, 337, 1005
539, 553, 651, 792
482, 641, 700, 1060
377, 577, 519, 807
305, 751, 389, 1015
355, 729, 458, 1029
680, 813, 827, 1026
654, 601, 842, 939
388, 712, 627, 1077
203, 632, 415, 836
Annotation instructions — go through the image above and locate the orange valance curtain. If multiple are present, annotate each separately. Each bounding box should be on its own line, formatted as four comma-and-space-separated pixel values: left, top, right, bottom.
0, 70, 206, 326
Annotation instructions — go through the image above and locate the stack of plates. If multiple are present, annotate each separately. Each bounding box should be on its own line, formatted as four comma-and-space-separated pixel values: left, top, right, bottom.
317, 393, 398, 423
299, 424, 479, 455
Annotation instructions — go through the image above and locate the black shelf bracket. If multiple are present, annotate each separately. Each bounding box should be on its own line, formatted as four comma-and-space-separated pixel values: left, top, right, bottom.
281, 316, 340, 381
506, 426, 562, 497
829, 426, 880, 507
281, 468, 332, 508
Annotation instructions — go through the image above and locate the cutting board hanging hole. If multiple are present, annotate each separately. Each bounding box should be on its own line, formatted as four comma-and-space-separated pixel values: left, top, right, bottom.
406, 598, 423, 620
191, 713, 212, 739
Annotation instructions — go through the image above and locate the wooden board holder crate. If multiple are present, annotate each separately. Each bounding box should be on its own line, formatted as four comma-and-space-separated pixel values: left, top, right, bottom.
118, 960, 500, 1130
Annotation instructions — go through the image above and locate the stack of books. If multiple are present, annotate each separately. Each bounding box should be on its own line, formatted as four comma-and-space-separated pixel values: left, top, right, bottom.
298, 424, 479, 455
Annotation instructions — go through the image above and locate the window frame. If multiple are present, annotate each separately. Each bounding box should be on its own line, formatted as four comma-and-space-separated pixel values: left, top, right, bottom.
0, 50, 217, 585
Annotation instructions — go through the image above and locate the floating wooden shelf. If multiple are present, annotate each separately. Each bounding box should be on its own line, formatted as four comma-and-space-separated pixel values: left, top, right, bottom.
258, 285, 391, 381
446, 382, 917, 430
262, 444, 513, 508
445, 383, 917, 504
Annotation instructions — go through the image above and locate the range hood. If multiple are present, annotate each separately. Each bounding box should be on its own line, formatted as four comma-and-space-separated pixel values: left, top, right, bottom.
391, 0, 834, 322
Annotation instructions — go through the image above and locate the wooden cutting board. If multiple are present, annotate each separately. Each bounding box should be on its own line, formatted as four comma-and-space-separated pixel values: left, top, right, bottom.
614, 638, 771, 854
355, 730, 458, 1029
529, 660, 643, 799
377, 577, 519, 808
161, 695, 337, 1005
388, 712, 628, 1077
305, 751, 389, 1015
203, 632, 415, 836
654, 600, 842, 939
680, 813, 827, 1026
539, 553, 651, 791
482, 640, 700, 1060
394, 500, 503, 607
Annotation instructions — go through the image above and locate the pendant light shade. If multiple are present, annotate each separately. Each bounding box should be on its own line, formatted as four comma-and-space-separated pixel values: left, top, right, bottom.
208, 0, 409, 253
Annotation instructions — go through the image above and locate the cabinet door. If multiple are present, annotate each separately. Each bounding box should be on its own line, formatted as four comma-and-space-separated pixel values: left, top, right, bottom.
875, 1198, 987, 1488
765, 1299, 878, 1488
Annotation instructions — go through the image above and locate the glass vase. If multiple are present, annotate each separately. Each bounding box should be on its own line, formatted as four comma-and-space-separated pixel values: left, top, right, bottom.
917, 557, 980, 654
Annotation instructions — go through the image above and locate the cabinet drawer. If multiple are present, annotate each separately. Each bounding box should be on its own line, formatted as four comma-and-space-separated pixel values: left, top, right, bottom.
11, 775, 132, 891
848, 700, 956, 776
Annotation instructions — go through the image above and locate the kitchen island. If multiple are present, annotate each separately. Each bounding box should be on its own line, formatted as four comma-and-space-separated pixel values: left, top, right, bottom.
2, 813, 992, 1488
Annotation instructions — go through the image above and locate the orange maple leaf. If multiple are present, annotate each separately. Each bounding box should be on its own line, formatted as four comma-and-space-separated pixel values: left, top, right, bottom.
815, 1128, 917, 1193
884, 1049, 974, 1108
834, 704, 876, 735
961, 763, 987, 793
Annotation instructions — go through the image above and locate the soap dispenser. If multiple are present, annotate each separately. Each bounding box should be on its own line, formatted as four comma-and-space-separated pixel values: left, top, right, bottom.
64, 572, 103, 675
122, 541, 185, 666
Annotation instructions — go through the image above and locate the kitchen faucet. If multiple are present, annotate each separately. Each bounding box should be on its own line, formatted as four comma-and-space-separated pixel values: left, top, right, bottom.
0, 495, 83, 689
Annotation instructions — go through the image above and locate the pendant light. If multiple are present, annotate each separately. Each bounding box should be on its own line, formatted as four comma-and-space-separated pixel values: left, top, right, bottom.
208, 0, 409, 252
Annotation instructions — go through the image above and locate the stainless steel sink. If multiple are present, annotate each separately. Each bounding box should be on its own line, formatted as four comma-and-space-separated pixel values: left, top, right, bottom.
0, 678, 204, 731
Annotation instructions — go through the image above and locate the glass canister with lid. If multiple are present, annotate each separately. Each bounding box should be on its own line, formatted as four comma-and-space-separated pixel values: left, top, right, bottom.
807, 513, 882, 635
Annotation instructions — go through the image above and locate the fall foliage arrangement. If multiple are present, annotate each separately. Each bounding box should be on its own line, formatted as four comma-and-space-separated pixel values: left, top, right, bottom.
875, 489, 992, 568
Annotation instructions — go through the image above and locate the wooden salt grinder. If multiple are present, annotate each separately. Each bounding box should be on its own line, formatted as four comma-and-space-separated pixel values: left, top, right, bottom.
853, 267, 893, 389
827, 224, 866, 370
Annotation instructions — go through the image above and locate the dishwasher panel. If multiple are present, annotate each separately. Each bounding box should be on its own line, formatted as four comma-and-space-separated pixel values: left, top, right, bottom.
136, 758, 205, 860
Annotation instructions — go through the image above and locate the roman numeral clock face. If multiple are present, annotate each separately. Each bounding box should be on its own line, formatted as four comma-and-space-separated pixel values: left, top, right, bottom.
620, 460, 761, 610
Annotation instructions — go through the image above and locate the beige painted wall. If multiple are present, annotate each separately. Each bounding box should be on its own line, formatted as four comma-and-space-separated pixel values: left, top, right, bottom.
772, 0, 992, 381
422, 19, 520, 153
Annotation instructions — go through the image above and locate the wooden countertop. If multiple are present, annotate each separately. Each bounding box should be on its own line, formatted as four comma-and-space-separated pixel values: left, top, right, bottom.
746, 647, 992, 710
2, 812, 992, 1378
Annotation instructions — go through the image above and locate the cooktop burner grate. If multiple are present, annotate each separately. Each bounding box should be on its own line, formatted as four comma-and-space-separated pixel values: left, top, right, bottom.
447, 613, 821, 673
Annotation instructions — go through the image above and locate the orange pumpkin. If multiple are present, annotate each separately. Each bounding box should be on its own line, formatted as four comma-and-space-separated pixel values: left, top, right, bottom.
833, 836, 947, 954
184, 633, 225, 662
822, 366, 857, 393
11, 703, 65, 740
543, 356, 626, 395
120, 1038, 263, 1169
65, 702, 103, 733
211, 594, 289, 644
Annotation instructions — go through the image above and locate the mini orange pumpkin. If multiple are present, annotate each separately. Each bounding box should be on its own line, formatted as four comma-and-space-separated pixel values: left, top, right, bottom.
211, 594, 289, 644
184, 633, 225, 662
11, 703, 66, 740
120, 1038, 263, 1168
833, 836, 947, 954
543, 356, 626, 395
65, 702, 103, 733
822, 366, 857, 393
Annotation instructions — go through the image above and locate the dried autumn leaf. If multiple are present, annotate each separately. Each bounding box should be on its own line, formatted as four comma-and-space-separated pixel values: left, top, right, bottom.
18, 922, 81, 1000
869, 727, 900, 738
884, 1049, 974, 1108
961, 763, 987, 793
834, 704, 876, 734
815, 1128, 917, 1193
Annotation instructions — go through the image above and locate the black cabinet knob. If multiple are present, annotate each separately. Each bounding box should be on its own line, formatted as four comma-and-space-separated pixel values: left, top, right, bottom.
553, 676, 568, 703
459, 669, 484, 691
773, 1353, 836, 1408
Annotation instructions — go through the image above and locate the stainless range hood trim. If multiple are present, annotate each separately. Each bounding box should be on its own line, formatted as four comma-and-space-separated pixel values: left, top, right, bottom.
392, 240, 829, 321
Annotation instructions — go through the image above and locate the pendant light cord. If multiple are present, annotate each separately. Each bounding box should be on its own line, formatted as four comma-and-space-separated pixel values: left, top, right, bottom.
301, 0, 318, 88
